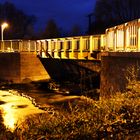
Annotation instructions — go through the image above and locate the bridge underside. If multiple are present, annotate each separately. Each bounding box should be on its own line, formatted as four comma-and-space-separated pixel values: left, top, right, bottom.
0, 52, 100, 89
40, 57, 100, 87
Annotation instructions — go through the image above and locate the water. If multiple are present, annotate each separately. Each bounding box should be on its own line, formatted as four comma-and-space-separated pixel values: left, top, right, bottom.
0, 90, 44, 131
0, 88, 80, 131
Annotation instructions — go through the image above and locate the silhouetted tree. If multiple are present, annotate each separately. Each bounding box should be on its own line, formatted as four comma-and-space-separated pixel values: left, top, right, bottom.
70, 24, 81, 36
42, 19, 60, 39
90, 0, 140, 34
0, 1, 36, 39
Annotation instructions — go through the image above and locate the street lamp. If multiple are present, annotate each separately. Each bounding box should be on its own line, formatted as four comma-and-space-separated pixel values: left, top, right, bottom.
1, 22, 8, 41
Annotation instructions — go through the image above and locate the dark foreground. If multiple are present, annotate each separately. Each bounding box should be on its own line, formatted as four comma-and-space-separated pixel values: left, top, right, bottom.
0, 81, 140, 140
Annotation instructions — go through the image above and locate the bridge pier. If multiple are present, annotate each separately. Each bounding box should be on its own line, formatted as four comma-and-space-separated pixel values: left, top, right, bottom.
0, 52, 50, 83
100, 52, 140, 98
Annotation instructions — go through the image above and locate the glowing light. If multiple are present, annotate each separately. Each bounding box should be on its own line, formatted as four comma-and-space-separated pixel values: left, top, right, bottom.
2, 104, 16, 131
1, 22, 9, 41
0, 90, 44, 131
1, 22, 8, 29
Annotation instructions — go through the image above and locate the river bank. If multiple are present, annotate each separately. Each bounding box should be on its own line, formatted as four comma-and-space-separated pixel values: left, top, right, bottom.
0, 80, 99, 110
0, 88, 139, 140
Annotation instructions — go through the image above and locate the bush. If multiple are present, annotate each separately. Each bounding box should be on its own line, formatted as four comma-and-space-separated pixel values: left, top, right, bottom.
12, 90, 140, 139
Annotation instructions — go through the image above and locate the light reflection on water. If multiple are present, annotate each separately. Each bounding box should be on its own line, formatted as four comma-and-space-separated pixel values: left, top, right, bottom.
0, 90, 44, 131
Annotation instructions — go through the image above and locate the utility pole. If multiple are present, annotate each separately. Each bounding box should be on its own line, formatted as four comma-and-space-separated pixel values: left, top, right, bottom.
87, 13, 94, 34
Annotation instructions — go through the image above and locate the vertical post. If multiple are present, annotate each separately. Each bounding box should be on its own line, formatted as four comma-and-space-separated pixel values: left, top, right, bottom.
1, 26, 4, 52
114, 27, 117, 52
48, 40, 52, 57
138, 19, 140, 51
105, 29, 109, 51
125, 23, 129, 51
89, 35, 93, 53
19, 40, 21, 52
28, 40, 31, 52
55, 40, 57, 58
35, 41, 37, 54
100, 35, 104, 50
63, 39, 67, 58
80, 36, 83, 59
89, 35, 94, 59
1, 22, 8, 52
72, 38, 75, 58
10, 40, 12, 52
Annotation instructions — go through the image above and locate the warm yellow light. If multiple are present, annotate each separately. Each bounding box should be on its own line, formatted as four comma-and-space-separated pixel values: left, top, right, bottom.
1, 22, 8, 29
3, 104, 16, 131
1, 22, 9, 41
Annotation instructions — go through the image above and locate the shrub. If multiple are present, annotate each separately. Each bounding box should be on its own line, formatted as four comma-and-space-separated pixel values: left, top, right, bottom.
12, 90, 140, 139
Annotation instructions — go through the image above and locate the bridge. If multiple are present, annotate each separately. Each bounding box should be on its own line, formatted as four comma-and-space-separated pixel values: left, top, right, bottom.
0, 18, 140, 96
1, 18, 139, 60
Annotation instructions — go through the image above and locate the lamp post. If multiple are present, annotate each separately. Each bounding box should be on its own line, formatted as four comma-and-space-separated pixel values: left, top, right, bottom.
1, 22, 8, 41
1, 22, 8, 52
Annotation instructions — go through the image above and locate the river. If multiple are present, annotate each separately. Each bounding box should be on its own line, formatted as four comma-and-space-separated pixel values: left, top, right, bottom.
0, 90, 44, 131
0, 88, 80, 131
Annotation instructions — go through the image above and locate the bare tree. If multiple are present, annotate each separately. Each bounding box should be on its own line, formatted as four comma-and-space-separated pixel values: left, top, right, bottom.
91, 0, 140, 34
42, 19, 60, 39
70, 24, 81, 36
0, 1, 36, 39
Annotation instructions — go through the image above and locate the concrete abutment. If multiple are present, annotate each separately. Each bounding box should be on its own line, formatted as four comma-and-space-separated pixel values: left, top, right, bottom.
0, 52, 50, 83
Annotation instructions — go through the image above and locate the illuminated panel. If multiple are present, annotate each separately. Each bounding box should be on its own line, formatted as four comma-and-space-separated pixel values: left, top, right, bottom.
116, 29, 124, 51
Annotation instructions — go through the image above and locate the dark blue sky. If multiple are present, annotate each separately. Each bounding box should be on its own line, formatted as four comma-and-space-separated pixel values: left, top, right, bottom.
0, 0, 96, 32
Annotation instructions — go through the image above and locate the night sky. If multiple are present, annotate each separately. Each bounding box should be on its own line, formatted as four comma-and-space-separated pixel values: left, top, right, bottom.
0, 0, 96, 32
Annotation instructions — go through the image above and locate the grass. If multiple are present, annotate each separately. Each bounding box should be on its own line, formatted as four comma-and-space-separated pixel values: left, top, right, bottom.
9, 89, 139, 139
0, 79, 140, 139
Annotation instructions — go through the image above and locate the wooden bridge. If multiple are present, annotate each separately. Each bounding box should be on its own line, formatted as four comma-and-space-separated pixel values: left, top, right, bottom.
0, 18, 139, 60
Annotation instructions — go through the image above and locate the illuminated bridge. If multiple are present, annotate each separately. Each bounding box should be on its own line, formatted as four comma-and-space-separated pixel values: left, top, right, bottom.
0, 18, 140, 60
0, 19, 140, 96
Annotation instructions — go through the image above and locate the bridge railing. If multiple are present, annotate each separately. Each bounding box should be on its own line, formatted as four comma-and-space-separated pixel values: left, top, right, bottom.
36, 35, 106, 59
0, 40, 37, 52
106, 18, 140, 52
0, 34, 106, 59
0, 18, 139, 59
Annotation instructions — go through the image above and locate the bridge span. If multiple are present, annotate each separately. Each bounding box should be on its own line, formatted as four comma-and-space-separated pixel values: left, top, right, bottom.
0, 18, 139, 60
0, 19, 140, 97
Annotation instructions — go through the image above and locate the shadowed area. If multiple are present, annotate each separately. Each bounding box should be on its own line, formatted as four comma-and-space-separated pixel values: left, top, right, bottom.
1, 95, 11, 97
40, 58, 100, 91
11, 105, 28, 109
0, 100, 7, 105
